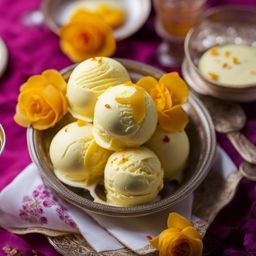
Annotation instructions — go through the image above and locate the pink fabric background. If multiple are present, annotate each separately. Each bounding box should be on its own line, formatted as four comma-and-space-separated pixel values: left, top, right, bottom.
0, 0, 255, 255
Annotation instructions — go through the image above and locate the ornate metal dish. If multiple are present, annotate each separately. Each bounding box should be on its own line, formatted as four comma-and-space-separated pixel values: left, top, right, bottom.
27, 59, 216, 217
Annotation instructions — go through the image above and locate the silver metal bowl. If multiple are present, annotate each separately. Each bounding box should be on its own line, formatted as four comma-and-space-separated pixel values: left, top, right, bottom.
0, 124, 6, 157
183, 6, 256, 102
0, 38, 8, 79
27, 59, 216, 217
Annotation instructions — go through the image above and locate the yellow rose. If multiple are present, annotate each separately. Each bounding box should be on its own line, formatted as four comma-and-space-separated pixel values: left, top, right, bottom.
150, 213, 203, 256
14, 70, 67, 130
95, 4, 126, 29
60, 10, 116, 62
136, 72, 189, 132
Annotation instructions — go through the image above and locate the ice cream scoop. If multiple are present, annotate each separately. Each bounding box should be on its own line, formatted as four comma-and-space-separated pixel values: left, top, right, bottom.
104, 147, 164, 207
67, 57, 130, 122
49, 121, 111, 187
93, 83, 158, 151
146, 127, 190, 179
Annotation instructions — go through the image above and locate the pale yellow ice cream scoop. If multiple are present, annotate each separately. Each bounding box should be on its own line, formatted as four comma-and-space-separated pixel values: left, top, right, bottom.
104, 147, 164, 207
67, 57, 130, 122
146, 127, 190, 180
93, 83, 158, 151
49, 121, 111, 186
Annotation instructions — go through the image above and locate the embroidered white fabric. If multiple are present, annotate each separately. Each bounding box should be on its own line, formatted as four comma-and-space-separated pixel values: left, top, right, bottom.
0, 146, 236, 253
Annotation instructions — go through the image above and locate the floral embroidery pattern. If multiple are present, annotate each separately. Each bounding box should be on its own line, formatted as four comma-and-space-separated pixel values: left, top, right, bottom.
19, 184, 77, 229
56, 205, 77, 228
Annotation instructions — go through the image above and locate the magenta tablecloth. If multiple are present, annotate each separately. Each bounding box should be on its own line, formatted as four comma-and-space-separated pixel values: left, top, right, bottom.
0, 0, 256, 255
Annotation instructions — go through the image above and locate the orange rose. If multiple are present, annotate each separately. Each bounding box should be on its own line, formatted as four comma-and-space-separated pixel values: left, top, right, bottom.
136, 72, 189, 132
14, 70, 67, 130
95, 4, 126, 29
60, 10, 116, 62
149, 213, 203, 256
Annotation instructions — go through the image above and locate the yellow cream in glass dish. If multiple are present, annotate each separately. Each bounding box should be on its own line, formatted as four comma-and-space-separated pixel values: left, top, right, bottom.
198, 44, 256, 88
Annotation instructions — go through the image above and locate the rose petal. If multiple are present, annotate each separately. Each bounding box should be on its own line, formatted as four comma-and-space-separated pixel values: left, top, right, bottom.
170, 236, 192, 256
158, 228, 180, 245
158, 229, 181, 255
160, 83, 172, 109
14, 104, 31, 127
167, 212, 192, 230
182, 227, 202, 240
42, 69, 67, 94
149, 237, 159, 250
27, 96, 51, 121
136, 76, 158, 94
59, 92, 68, 117
150, 87, 165, 111
70, 9, 103, 24
42, 84, 66, 117
95, 30, 116, 57
32, 110, 57, 130
21, 75, 47, 92
150, 228, 180, 250
60, 25, 115, 62
18, 92, 50, 122
60, 11, 116, 62
61, 24, 103, 52
158, 105, 189, 133
160, 72, 189, 105
188, 237, 203, 256
95, 4, 126, 29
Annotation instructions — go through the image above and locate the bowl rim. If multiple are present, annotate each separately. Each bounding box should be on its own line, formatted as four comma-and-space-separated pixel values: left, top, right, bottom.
0, 124, 6, 157
41, 0, 151, 42
27, 58, 216, 217
184, 5, 256, 90
0, 38, 8, 79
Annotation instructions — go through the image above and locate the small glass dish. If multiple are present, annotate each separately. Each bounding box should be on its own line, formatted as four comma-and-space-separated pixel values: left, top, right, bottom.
42, 0, 151, 41
27, 59, 216, 217
183, 6, 256, 102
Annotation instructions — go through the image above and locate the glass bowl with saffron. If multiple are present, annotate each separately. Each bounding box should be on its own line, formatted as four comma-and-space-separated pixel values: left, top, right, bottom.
183, 5, 256, 102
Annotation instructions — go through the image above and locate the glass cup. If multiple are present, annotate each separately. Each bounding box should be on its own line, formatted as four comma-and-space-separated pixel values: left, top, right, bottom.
154, 0, 206, 67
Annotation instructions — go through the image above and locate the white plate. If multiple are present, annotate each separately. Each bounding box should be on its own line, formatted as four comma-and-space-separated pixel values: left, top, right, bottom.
0, 38, 8, 78
42, 0, 151, 41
